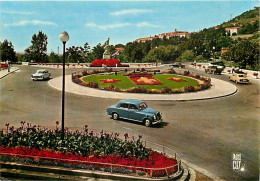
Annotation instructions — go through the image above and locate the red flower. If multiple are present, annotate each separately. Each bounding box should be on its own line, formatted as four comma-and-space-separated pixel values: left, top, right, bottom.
101, 79, 120, 83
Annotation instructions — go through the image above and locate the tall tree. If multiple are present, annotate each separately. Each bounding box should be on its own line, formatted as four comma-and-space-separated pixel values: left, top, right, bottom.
0, 40, 18, 62
66, 46, 84, 63
223, 39, 259, 69
24, 31, 48, 63
91, 43, 104, 60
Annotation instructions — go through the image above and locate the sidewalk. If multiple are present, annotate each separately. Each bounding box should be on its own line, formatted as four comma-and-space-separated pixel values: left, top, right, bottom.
48, 75, 237, 101
0, 67, 20, 79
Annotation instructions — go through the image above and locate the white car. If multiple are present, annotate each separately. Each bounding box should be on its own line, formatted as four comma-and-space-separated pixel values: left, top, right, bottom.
31, 69, 51, 81
229, 73, 249, 84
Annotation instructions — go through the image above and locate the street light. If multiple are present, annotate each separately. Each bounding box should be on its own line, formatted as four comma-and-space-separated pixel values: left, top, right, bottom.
59, 31, 69, 138
213, 46, 215, 62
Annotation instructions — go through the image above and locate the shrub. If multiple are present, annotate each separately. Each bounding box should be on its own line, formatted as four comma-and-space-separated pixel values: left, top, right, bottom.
168, 70, 176, 74
127, 87, 147, 93
104, 85, 114, 91
183, 71, 190, 76
89, 82, 99, 88
195, 74, 201, 79
184, 86, 195, 92
82, 70, 89, 76
73, 79, 82, 84
161, 87, 172, 94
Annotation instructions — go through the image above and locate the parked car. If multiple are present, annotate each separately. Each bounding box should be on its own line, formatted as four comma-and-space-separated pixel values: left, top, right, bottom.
229, 73, 249, 84
205, 61, 225, 74
170, 62, 185, 69
106, 99, 162, 127
31, 69, 51, 81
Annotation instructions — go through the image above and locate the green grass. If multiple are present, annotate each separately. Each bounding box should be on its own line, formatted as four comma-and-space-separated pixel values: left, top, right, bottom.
82, 73, 199, 90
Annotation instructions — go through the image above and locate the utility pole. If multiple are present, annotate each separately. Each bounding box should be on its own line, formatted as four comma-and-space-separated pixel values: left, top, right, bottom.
57, 46, 59, 55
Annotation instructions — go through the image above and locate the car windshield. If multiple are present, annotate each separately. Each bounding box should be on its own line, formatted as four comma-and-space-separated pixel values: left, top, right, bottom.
139, 102, 147, 110
37, 70, 45, 73
238, 75, 244, 77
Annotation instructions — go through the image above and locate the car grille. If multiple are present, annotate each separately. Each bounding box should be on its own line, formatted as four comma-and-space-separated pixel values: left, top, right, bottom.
156, 112, 161, 120
32, 75, 41, 78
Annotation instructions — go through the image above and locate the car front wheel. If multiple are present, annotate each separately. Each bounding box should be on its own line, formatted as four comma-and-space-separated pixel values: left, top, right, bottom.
144, 119, 151, 127
112, 113, 119, 120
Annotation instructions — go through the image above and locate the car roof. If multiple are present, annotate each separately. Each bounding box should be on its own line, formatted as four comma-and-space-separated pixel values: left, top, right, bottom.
37, 69, 48, 71
119, 99, 144, 105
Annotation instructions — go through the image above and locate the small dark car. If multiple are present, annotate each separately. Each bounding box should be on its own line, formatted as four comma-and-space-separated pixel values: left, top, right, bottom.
170, 62, 185, 68
106, 99, 162, 127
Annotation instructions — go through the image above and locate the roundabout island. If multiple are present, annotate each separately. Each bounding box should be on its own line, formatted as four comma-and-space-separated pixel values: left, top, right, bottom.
48, 70, 238, 101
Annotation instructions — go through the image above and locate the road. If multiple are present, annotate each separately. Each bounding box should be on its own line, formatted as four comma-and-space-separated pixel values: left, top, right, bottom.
0, 65, 259, 181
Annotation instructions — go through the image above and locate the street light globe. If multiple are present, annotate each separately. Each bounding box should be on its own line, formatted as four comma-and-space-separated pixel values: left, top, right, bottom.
59, 31, 69, 43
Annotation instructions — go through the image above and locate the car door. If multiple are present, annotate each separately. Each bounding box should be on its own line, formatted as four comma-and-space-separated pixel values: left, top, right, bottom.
128, 104, 142, 122
117, 103, 129, 119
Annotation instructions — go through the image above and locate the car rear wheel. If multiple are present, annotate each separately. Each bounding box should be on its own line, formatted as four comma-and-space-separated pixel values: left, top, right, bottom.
112, 113, 119, 120
144, 119, 151, 127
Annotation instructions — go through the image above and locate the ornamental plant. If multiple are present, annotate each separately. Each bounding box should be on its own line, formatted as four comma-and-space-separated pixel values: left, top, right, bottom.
0, 123, 179, 177
0, 122, 150, 160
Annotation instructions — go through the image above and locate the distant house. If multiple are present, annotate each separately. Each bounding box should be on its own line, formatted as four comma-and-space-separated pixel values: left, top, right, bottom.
158, 30, 191, 39
135, 29, 191, 43
225, 27, 241, 36
221, 47, 228, 55
135, 36, 158, 43
214, 26, 220, 30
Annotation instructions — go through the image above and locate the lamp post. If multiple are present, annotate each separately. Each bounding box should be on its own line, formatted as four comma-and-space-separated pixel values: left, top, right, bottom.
213, 46, 215, 62
59, 31, 69, 138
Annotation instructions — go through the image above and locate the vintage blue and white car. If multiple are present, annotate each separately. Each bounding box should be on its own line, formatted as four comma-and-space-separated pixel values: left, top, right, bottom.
106, 99, 162, 127
31, 69, 51, 81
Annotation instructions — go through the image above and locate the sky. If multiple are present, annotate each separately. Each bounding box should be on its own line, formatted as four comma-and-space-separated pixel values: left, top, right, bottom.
0, 1, 258, 54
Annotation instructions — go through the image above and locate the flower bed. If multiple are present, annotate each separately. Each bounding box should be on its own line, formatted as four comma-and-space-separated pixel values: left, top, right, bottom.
0, 123, 179, 177
130, 77, 162, 85
101, 79, 120, 83
72, 69, 211, 94
90, 59, 129, 67
168, 77, 187, 82
0, 64, 8, 68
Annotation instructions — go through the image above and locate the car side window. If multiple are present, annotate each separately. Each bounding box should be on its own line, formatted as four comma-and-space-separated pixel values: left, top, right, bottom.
129, 104, 137, 110
120, 103, 129, 109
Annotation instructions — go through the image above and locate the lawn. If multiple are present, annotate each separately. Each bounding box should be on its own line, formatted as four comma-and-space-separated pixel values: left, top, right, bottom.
82, 73, 199, 90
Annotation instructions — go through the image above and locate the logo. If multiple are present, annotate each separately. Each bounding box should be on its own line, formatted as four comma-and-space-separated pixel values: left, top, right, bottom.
232, 153, 245, 171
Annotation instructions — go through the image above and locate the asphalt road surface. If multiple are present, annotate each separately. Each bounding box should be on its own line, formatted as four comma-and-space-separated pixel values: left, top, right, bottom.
0, 65, 259, 181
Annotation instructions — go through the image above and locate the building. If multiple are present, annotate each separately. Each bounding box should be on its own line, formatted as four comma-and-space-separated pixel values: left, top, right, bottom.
135, 29, 191, 43
221, 47, 228, 55
158, 30, 191, 39
135, 36, 159, 43
225, 27, 241, 36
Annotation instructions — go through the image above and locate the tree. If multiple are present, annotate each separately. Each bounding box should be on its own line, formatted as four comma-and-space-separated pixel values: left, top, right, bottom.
178, 50, 195, 62
131, 47, 144, 62
24, 31, 48, 63
0, 40, 18, 62
91, 43, 104, 60
66, 46, 84, 63
223, 39, 259, 69
48, 51, 61, 63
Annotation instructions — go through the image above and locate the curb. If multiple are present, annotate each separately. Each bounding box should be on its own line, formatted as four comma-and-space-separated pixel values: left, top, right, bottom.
0, 161, 181, 181
182, 160, 226, 181
0, 68, 20, 79
48, 75, 238, 101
